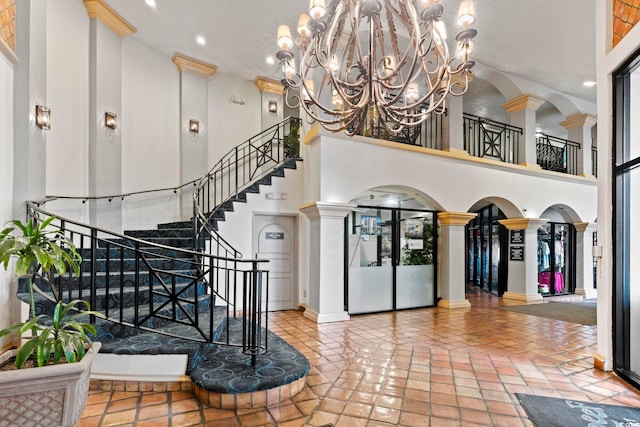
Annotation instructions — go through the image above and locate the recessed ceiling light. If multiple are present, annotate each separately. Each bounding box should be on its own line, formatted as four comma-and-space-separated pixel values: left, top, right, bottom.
266, 56, 275, 65
583, 80, 597, 87
145, 0, 156, 7
196, 36, 206, 46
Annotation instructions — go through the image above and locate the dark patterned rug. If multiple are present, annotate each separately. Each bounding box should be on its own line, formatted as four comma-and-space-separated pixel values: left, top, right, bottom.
499, 300, 596, 326
96, 317, 309, 394
517, 394, 640, 426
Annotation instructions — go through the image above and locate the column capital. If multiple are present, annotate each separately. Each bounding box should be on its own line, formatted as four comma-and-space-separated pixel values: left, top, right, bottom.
499, 217, 549, 230
172, 53, 217, 78
299, 201, 356, 220
255, 76, 284, 95
573, 222, 591, 233
559, 113, 597, 130
83, 0, 136, 38
501, 94, 546, 113
438, 212, 476, 226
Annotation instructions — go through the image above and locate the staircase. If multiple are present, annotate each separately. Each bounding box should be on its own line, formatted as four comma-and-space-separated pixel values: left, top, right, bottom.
21, 117, 309, 408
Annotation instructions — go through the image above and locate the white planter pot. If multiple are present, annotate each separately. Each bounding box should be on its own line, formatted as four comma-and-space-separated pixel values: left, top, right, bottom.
0, 342, 101, 427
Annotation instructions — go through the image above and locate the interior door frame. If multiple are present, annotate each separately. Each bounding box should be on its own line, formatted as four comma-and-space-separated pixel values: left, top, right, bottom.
252, 212, 298, 311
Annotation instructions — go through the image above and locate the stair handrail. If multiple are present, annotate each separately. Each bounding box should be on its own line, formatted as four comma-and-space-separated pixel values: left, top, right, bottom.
192, 116, 301, 259
24, 201, 269, 355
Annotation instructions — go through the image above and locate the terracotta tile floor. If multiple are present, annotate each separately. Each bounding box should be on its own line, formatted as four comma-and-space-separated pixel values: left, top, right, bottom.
78, 289, 640, 426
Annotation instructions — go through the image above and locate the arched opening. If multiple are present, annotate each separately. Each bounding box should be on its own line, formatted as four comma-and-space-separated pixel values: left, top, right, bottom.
345, 187, 440, 314
536, 205, 579, 296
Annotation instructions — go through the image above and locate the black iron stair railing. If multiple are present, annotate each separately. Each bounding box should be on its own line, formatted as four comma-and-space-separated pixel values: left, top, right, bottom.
25, 202, 269, 354
193, 117, 301, 256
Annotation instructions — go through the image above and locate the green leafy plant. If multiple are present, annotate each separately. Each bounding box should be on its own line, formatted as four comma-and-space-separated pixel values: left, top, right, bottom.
0, 299, 101, 368
0, 214, 102, 368
401, 220, 434, 265
284, 119, 300, 158
0, 215, 81, 320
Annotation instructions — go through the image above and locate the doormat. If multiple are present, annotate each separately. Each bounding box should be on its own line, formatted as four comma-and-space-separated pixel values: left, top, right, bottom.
516, 393, 640, 427
499, 300, 596, 326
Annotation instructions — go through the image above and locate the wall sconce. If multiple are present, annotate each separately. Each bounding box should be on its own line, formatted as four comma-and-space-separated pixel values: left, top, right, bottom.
189, 119, 200, 133
268, 100, 278, 115
105, 112, 117, 129
35, 105, 51, 130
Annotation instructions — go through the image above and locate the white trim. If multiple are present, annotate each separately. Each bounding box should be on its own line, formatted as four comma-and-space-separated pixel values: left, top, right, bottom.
303, 307, 350, 323
0, 37, 18, 65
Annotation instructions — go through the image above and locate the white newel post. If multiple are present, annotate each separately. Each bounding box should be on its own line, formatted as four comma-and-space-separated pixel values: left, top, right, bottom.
300, 201, 355, 323
500, 218, 548, 303
437, 212, 476, 309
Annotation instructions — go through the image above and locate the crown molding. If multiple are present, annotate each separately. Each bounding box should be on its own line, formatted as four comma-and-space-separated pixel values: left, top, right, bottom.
171, 53, 217, 78
83, 0, 136, 38
255, 77, 284, 95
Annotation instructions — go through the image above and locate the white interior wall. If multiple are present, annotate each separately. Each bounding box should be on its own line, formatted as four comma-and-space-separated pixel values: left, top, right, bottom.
216, 163, 306, 304
208, 73, 261, 167
45, 0, 89, 199
597, 1, 640, 372
0, 51, 15, 349
309, 134, 597, 224
180, 71, 209, 219
120, 37, 180, 231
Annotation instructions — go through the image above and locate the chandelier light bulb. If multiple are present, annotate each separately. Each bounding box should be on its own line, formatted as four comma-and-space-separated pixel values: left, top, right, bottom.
297, 13, 311, 37
277, 25, 293, 50
332, 91, 344, 110
406, 83, 420, 103
302, 79, 315, 100
309, 0, 327, 19
457, 0, 476, 28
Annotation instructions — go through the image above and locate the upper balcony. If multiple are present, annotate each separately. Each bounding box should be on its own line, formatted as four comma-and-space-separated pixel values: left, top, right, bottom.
351, 73, 598, 178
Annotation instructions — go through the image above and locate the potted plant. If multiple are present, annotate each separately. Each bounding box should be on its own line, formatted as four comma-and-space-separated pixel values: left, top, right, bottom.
0, 215, 102, 427
284, 118, 300, 158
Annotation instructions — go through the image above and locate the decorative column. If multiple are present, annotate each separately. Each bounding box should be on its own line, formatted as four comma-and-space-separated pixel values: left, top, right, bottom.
499, 218, 548, 303
84, 0, 136, 230
437, 212, 476, 309
501, 94, 546, 168
300, 201, 355, 323
574, 222, 598, 299
13, 0, 47, 218
559, 113, 598, 178
172, 54, 217, 219
255, 77, 284, 130
442, 75, 467, 154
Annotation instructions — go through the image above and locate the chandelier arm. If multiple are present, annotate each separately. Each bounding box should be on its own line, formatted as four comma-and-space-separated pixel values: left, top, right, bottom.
385, 0, 406, 61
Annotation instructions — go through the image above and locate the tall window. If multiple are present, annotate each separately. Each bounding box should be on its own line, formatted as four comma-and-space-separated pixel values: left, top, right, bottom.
0, 0, 15, 52
613, 51, 640, 388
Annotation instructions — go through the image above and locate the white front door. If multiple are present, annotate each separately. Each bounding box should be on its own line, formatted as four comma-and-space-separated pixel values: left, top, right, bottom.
252, 214, 296, 311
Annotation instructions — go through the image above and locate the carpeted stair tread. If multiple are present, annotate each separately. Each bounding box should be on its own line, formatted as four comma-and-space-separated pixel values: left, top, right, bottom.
188, 318, 310, 394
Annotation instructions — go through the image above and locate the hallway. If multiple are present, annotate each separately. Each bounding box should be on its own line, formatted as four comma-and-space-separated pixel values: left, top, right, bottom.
78, 290, 640, 426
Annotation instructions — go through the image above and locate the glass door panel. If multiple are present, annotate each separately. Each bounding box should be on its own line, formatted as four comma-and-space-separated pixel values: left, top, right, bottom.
347, 209, 393, 314
397, 212, 435, 309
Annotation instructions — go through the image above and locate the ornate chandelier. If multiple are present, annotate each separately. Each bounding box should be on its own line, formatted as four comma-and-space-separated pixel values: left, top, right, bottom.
276, 0, 477, 136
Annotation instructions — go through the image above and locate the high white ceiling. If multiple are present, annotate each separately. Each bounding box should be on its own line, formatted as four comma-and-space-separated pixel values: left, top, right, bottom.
106, 0, 597, 106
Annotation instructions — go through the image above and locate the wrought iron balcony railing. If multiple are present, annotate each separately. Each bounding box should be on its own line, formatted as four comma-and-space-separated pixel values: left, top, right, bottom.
463, 113, 523, 164
536, 133, 581, 175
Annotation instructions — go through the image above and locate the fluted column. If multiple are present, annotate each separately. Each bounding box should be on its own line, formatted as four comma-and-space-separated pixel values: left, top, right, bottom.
437, 212, 477, 309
